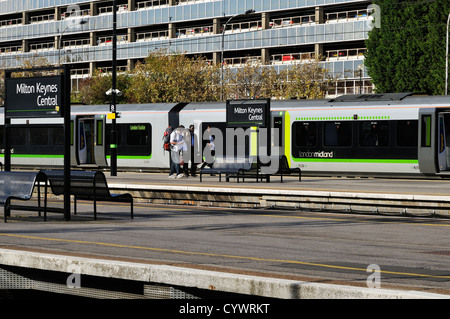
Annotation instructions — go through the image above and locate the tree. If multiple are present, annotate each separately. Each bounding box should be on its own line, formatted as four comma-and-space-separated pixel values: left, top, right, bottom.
365, 0, 450, 94
125, 50, 221, 103
278, 59, 335, 99
0, 55, 52, 106
76, 70, 130, 105
75, 50, 335, 103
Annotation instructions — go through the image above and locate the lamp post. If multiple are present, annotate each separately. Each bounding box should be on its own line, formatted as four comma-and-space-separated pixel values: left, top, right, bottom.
221, 9, 255, 100
357, 64, 364, 94
446, 13, 450, 95
58, 19, 87, 69
111, 0, 118, 176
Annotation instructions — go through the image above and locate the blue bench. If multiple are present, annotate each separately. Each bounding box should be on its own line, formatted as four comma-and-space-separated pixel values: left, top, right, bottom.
257, 155, 301, 182
0, 171, 49, 223
199, 157, 255, 183
43, 170, 133, 220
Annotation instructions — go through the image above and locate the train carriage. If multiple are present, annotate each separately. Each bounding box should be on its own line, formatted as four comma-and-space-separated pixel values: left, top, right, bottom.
1, 93, 450, 178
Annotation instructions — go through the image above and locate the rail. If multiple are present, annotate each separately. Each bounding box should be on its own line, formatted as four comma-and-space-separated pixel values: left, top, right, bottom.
270, 14, 315, 28
30, 13, 55, 24
136, 30, 169, 42
177, 26, 214, 37
326, 48, 366, 60
98, 35, 128, 45
63, 38, 90, 49
137, 0, 169, 10
326, 9, 369, 23
0, 46, 22, 55
0, 18, 22, 28
98, 4, 129, 15
30, 42, 55, 52
61, 9, 91, 20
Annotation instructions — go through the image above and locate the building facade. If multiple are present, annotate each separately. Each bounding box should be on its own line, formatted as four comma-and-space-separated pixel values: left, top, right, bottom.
0, 0, 374, 97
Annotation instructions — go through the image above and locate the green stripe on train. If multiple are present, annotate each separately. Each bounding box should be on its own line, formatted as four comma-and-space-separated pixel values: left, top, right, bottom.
0, 154, 152, 160
292, 158, 418, 164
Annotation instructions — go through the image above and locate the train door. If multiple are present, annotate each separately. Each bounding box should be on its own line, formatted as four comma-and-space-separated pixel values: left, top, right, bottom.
418, 109, 450, 174
72, 115, 108, 167
271, 111, 285, 157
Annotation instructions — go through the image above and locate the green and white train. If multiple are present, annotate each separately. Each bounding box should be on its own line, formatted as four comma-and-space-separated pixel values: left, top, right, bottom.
2, 93, 450, 177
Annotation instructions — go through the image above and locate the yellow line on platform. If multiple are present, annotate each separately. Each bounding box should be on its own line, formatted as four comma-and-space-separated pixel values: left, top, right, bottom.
0, 232, 449, 280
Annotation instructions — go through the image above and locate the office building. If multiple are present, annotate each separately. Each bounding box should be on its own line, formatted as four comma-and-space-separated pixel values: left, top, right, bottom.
0, 0, 374, 97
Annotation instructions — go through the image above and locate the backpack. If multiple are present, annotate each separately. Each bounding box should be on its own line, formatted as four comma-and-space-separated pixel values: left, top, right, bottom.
163, 126, 173, 151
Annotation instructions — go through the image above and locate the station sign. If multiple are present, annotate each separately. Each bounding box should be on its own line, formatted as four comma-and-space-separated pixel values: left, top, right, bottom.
226, 99, 270, 128
5, 75, 63, 118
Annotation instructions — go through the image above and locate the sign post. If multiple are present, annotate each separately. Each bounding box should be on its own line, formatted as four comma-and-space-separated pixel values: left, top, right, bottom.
4, 65, 72, 221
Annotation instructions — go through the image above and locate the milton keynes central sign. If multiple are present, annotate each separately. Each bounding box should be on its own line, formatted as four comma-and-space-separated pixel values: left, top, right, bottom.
5, 74, 63, 118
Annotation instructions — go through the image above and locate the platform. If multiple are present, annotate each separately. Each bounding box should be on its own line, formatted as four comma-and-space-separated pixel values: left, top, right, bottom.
106, 172, 450, 217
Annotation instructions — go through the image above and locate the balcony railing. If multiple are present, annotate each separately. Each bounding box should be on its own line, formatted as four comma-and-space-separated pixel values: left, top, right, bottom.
177, 26, 213, 37
137, 0, 169, 10
326, 9, 369, 23
97, 35, 128, 45
136, 30, 169, 41
0, 45, 22, 55
0, 18, 22, 28
61, 9, 91, 20
30, 42, 55, 52
326, 48, 366, 60
30, 13, 55, 24
270, 14, 315, 28
98, 4, 128, 15
271, 52, 315, 64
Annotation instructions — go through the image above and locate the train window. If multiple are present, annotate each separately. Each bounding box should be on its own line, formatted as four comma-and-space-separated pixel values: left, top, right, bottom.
294, 122, 317, 146
397, 120, 418, 147
30, 128, 49, 145
53, 127, 64, 145
359, 121, 389, 147
127, 124, 149, 145
106, 123, 151, 156
421, 115, 432, 147
324, 122, 352, 146
10, 128, 26, 145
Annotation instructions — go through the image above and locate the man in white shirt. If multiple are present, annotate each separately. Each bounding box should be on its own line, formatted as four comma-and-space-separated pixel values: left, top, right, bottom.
169, 126, 185, 178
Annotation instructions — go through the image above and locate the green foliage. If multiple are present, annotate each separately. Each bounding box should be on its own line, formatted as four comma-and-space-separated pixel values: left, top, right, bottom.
73, 50, 336, 104
76, 70, 130, 105
365, 0, 450, 94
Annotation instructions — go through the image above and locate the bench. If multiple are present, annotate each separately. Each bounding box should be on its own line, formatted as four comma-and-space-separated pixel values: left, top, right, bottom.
199, 157, 255, 183
257, 155, 301, 182
0, 171, 49, 223
43, 170, 133, 220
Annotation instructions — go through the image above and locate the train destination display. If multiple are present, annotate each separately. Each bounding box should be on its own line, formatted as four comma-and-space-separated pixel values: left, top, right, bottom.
5, 75, 63, 118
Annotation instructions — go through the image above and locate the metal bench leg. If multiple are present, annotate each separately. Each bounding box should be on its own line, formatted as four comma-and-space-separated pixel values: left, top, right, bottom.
4, 198, 10, 223
37, 181, 41, 217
130, 198, 134, 219
94, 196, 97, 221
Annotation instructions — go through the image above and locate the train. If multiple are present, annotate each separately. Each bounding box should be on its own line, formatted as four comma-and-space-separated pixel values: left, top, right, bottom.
2, 92, 450, 178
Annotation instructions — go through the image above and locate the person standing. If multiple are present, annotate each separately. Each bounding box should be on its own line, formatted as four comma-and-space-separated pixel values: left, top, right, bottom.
169, 126, 185, 178
182, 125, 199, 177
200, 125, 215, 169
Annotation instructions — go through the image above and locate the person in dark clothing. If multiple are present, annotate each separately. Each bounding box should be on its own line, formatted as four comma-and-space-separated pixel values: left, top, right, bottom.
183, 125, 199, 177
